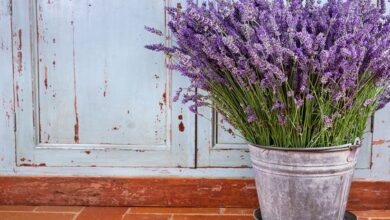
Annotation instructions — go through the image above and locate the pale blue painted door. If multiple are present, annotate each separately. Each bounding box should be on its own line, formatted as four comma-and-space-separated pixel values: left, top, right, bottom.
13, 0, 195, 167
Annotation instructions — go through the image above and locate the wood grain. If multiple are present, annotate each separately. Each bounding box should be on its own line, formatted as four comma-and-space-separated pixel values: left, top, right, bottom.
0, 177, 388, 210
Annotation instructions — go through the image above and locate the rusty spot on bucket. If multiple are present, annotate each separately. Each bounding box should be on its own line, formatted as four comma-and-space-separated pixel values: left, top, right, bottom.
85, 150, 91, 155
177, 3, 182, 9
178, 115, 183, 120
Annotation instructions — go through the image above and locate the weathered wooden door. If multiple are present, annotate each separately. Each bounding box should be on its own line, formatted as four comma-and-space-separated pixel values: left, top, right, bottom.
12, 0, 195, 167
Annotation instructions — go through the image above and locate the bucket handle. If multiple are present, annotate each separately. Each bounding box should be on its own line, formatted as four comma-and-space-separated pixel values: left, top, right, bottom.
347, 138, 361, 162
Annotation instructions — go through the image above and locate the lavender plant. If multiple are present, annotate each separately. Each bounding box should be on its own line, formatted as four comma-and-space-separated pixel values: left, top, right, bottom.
146, 0, 390, 148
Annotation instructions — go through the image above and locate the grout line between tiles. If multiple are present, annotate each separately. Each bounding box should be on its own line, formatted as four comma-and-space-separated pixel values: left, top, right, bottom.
71, 207, 85, 220
121, 207, 132, 220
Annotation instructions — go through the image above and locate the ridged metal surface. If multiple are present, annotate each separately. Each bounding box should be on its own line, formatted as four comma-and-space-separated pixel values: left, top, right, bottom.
249, 144, 360, 220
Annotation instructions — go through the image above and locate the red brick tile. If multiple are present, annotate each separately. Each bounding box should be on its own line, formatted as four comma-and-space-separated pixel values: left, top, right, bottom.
352, 210, 390, 218
129, 207, 220, 214
0, 212, 75, 220
0, 205, 36, 211
220, 208, 254, 215
173, 215, 253, 220
75, 207, 128, 220
34, 206, 83, 213
123, 214, 172, 220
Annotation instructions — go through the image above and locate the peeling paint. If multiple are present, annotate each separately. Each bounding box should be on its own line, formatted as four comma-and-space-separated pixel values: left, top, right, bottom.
19, 163, 47, 167
44, 65, 48, 89
74, 109, 79, 143
15, 84, 20, 107
179, 121, 185, 132
162, 92, 167, 103
72, 19, 79, 144
17, 29, 22, 50
373, 140, 385, 145
103, 80, 108, 97
16, 29, 23, 74
17, 51, 22, 74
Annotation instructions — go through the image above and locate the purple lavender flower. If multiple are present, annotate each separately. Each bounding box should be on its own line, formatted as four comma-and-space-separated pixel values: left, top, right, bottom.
323, 115, 333, 129
377, 87, 390, 110
144, 26, 163, 36
244, 106, 257, 123
145, 0, 390, 147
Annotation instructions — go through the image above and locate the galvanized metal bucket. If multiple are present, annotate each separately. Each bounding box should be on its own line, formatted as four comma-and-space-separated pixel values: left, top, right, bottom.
249, 143, 360, 220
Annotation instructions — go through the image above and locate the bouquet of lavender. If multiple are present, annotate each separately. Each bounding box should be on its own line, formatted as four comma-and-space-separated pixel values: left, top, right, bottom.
146, 0, 390, 148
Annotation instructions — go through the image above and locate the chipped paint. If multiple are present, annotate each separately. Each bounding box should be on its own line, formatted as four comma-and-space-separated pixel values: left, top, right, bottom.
159, 102, 163, 111
179, 121, 185, 132
15, 83, 19, 107
72, 19, 79, 144
103, 80, 108, 97
44, 65, 48, 89
373, 140, 386, 145
162, 92, 167, 103
17, 51, 22, 74
16, 29, 22, 74
74, 107, 79, 143
19, 163, 47, 167
17, 29, 22, 50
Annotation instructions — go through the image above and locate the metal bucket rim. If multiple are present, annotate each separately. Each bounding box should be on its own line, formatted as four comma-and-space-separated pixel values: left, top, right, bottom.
249, 143, 361, 152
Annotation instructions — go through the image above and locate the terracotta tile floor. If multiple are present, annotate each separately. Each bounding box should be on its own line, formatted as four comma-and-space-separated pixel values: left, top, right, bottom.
0, 206, 389, 220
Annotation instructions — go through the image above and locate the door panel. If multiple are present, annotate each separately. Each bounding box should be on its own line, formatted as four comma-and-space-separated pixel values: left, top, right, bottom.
197, 109, 251, 168
13, 0, 194, 167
